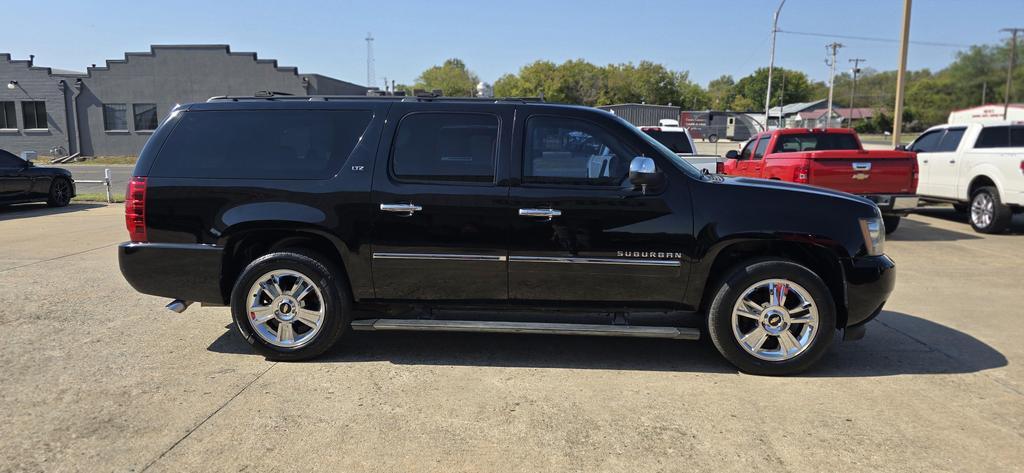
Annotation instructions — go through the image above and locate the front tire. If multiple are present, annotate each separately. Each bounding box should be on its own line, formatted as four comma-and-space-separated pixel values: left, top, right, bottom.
230, 251, 351, 361
969, 186, 1011, 234
47, 178, 72, 207
707, 260, 836, 376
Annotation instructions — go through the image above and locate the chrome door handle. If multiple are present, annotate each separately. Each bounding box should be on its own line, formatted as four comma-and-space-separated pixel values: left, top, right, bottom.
380, 203, 422, 216
922, 159, 928, 163
948, 160, 956, 164
519, 208, 562, 220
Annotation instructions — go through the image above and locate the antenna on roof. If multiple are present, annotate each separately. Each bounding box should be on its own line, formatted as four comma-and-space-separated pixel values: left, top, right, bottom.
365, 33, 375, 89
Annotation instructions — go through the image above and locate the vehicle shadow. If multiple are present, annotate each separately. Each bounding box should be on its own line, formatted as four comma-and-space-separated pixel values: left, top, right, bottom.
207, 311, 1006, 377
911, 206, 1024, 235
888, 215, 982, 241
0, 202, 106, 221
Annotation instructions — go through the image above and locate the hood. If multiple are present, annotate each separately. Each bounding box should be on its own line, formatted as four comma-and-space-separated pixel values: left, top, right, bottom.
720, 176, 875, 206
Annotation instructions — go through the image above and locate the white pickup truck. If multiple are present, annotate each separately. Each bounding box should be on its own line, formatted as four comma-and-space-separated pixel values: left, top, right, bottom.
907, 122, 1024, 233
639, 120, 724, 174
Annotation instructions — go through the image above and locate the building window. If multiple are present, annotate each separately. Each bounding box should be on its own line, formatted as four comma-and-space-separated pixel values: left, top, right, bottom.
133, 103, 158, 131
103, 104, 129, 131
0, 102, 16, 129
22, 101, 47, 129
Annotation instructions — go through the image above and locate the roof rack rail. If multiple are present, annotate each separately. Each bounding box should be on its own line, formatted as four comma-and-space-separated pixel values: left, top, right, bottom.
206, 95, 546, 104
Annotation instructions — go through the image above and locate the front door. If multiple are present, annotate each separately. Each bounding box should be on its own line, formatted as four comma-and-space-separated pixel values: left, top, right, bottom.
0, 151, 30, 200
928, 127, 966, 198
369, 103, 513, 300
508, 113, 693, 305
908, 129, 946, 197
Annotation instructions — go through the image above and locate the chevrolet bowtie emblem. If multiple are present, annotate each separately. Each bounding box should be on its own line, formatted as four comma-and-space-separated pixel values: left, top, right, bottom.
852, 173, 870, 180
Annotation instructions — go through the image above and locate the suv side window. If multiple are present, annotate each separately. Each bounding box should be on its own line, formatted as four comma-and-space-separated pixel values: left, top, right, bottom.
935, 128, 966, 152
753, 137, 769, 160
391, 112, 498, 183
523, 116, 633, 185
909, 130, 943, 152
151, 110, 372, 179
738, 140, 755, 160
975, 126, 1011, 148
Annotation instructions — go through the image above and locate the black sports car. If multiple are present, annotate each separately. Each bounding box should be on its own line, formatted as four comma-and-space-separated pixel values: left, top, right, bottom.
0, 149, 75, 207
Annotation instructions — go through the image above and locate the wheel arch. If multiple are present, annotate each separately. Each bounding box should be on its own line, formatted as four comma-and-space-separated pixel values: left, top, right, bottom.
219, 224, 361, 304
965, 171, 1001, 200
694, 239, 849, 328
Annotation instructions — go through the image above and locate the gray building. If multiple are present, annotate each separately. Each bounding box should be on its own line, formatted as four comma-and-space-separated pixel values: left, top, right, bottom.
1, 45, 367, 158
597, 103, 681, 127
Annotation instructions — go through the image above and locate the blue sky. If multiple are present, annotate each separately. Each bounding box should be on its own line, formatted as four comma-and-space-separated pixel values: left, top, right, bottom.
6, 0, 1022, 87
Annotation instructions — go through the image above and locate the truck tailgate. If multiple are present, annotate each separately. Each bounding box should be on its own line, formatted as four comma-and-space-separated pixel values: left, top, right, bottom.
806, 150, 916, 195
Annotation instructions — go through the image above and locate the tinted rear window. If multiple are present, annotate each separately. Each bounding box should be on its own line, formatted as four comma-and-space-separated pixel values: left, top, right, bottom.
642, 130, 694, 154
975, 126, 1024, 148
772, 133, 860, 152
151, 110, 372, 179
391, 113, 498, 182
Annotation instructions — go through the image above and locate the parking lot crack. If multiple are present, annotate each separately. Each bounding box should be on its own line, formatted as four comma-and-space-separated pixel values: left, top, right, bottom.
139, 362, 278, 472
0, 242, 120, 273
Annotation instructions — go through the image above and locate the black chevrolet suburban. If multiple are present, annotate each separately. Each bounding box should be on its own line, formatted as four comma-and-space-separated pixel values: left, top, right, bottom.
119, 96, 895, 375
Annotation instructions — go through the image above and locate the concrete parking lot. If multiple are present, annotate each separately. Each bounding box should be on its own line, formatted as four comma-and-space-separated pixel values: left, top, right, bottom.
1, 203, 1022, 472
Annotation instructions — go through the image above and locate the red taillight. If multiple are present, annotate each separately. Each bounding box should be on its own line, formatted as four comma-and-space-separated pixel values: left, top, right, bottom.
125, 176, 147, 242
794, 165, 810, 184
911, 158, 920, 192
640, 126, 661, 132
716, 161, 725, 174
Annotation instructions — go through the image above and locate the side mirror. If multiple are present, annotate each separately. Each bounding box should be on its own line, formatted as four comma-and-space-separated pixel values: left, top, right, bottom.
628, 156, 663, 194
725, 150, 739, 159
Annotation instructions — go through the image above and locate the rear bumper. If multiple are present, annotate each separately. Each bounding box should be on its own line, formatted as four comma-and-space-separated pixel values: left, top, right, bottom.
864, 194, 918, 214
843, 254, 896, 327
118, 242, 226, 304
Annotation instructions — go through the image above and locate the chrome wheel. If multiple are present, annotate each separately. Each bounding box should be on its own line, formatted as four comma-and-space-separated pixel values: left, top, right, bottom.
971, 192, 994, 229
731, 279, 820, 361
246, 270, 325, 348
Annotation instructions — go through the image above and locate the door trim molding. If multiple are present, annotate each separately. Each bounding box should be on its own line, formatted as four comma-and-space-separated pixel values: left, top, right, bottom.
372, 252, 507, 262
509, 256, 681, 267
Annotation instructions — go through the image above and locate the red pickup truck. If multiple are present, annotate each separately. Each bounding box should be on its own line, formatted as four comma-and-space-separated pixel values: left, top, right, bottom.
723, 128, 918, 233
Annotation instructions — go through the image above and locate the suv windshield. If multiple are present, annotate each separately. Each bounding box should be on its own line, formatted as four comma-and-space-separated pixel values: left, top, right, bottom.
773, 133, 860, 152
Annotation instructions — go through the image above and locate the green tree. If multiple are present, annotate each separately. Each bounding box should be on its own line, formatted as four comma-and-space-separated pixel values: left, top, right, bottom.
731, 67, 815, 111
414, 58, 480, 97
706, 75, 736, 110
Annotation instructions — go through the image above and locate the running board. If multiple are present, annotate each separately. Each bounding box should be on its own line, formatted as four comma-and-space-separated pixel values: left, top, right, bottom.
350, 319, 700, 340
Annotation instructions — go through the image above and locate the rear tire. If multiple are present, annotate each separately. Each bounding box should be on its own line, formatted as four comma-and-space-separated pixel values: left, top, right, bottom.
969, 186, 1011, 234
707, 134, 719, 143
706, 259, 836, 376
230, 250, 351, 361
882, 215, 901, 234
46, 178, 71, 207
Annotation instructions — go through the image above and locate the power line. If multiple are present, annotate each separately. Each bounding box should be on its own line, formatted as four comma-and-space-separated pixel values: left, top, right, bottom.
777, 29, 969, 48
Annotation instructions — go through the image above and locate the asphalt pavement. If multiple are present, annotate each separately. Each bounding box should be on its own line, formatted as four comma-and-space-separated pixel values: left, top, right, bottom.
0, 203, 1022, 472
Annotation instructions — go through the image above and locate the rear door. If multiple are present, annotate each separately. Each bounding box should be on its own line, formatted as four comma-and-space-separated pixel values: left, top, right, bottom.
507, 111, 693, 304
369, 102, 513, 300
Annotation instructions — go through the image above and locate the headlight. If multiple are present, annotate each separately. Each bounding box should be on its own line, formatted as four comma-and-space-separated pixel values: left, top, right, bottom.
859, 217, 885, 256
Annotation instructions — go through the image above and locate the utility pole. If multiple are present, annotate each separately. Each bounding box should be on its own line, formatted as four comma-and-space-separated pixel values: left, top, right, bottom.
824, 42, 844, 128
764, 0, 787, 130
892, 0, 912, 147
982, 81, 987, 104
365, 32, 376, 89
778, 72, 786, 127
849, 58, 866, 114
1000, 28, 1022, 120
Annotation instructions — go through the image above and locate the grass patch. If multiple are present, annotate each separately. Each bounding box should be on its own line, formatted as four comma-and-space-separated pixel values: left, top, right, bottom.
71, 156, 138, 165
72, 193, 125, 203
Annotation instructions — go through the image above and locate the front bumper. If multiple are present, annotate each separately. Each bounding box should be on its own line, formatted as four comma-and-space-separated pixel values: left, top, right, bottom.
119, 242, 226, 304
864, 194, 918, 215
842, 254, 896, 328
